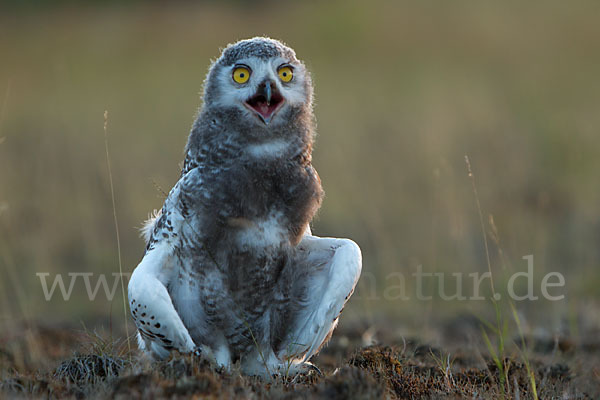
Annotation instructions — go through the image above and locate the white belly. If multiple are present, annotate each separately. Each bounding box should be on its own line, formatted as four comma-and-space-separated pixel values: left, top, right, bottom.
234, 211, 289, 249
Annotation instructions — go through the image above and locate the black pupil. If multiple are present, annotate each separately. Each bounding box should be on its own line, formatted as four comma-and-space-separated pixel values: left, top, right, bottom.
240, 73, 244, 78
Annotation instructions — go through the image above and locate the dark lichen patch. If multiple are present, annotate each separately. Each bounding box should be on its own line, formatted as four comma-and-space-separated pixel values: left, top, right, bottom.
310, 366, 385, 400
54, 354, 126, 385
349, 346, 403, 377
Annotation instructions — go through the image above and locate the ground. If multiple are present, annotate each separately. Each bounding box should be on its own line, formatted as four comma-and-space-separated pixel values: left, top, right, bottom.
1, 317, 598, 399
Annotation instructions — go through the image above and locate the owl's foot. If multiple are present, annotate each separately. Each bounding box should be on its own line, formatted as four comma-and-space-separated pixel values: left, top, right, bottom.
186, 346, 219, 371
190, 344, 232, 374
287, 360, 322, 377
303, 361, 323, 376
268, 360, 322, 379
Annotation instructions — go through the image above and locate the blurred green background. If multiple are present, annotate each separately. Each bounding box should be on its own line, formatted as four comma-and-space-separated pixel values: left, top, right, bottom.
1, 0, 599, 336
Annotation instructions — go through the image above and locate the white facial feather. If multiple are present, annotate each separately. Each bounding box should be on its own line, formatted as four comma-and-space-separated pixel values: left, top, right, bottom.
212, 56, 308, 125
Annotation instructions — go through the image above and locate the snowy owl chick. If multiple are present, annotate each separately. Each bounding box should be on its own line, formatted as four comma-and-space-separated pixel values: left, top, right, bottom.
128, 37, 362, 376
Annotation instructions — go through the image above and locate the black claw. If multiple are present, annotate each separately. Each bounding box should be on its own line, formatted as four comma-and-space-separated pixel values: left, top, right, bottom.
306, 362, 323, 376
193, 347, 203, 358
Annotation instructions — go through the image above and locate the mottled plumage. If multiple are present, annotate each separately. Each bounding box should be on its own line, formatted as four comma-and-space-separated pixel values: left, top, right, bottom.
128, 37, 362, 375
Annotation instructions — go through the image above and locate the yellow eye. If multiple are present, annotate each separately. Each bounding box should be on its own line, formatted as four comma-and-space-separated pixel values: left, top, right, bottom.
232, 67, 250, 84
278, 66, 293, 82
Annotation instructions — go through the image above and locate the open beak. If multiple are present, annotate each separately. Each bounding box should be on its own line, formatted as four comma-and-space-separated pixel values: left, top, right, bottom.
244, 80, 285, 125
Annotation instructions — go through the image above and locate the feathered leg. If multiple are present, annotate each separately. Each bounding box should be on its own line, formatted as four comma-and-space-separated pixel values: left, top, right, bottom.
269, 235, 362, 373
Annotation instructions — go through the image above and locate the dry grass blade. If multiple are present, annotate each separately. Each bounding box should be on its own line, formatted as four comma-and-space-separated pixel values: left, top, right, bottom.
464, 155, 495, 296
465, 155, 510, 397
103, 111, 131, 356
510, 302, 539, 400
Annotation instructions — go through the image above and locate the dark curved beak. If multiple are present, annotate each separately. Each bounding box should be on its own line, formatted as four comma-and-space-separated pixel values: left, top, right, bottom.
259, 80, 272, 105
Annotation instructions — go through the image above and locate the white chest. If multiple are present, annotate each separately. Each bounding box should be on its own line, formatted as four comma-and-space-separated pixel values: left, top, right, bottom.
246, 140, 290, 159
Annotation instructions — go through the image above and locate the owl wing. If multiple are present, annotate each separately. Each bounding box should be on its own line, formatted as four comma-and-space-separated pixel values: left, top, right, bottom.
128, 170, 202, 359
281, 235, 362, 363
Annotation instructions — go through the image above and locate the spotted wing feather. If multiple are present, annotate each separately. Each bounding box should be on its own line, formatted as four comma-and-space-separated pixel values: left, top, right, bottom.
128, 170, 201, 359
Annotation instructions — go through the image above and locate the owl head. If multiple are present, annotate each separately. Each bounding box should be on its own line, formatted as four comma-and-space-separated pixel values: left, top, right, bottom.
202, 37, 313, 129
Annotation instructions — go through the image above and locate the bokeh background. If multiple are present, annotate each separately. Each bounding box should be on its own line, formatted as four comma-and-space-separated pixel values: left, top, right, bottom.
1, 0, 599, 340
